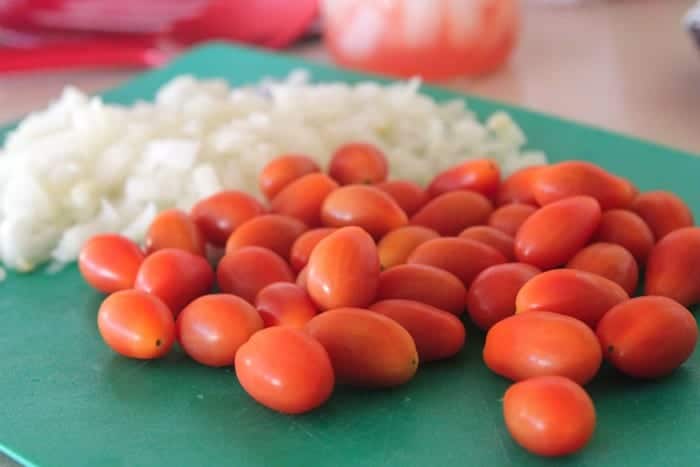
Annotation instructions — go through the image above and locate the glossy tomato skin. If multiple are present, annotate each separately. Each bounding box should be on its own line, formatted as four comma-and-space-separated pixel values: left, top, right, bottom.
377, 226, 439, 269
289, 228, 336, 273
516, 269, 628, 328
484, 312, 602, 384
532, 161, 636, 209
645, 227, 700, 306
255, 283, 318, 329
632, 191, 694, 240
135, 248, 214, 316
320, 185, 407, 239
376, 264, 468, 315
370, 300, 465, 362
97, 289, 175, 359
497, 165, 543, 206
410, 191, 493, 236
225, 214, 308, 261
217, 247, 294, 304
467, 263, 541, 330
305, 308, 418, 388
328, 142, 388, 185
594, 209, 655, 265
190, 190, 266, 247
258, 154, 320, 201
503, 376, 596, 457
306, 226, 381, 310
427, 158, 500, 200
597, 296, 698, 379
145, 209, 206, 256
235, 327, 334, 414
375, 180, 428, 216
488, 203, 536, 236
270, 173, 339, 227
515, 195, 602, 269
296, 266, 309, 289
177, 294, 263, 367
567, 242, 639, 295
407, 237, 506, 288
79, 234, 145, 293
459, 226, 515, 261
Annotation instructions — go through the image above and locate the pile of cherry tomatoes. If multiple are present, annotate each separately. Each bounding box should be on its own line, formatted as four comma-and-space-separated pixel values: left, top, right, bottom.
78, 142, 700, 458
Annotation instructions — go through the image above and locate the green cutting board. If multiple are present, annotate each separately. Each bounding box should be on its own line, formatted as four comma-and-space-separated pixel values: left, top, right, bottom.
1, 43, 699, 467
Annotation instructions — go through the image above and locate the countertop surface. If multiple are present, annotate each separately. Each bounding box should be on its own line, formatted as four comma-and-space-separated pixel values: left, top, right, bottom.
1, 0, 699, 154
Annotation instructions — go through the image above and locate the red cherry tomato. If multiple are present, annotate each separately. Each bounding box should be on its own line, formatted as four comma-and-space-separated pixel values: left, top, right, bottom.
597, 296, 698, 379
79, 234, 145, 293
488, 203, 536, 236
226, 214, 308, 261
255, 283, 318, 329
497, 165, 543, 206
459, 226, 515, 261
645, 227, 700, 307
503, 376, 596, 457
217, 247, 294, 304
375, 180, 428, 216
235, 327, 335, 414
515, 196, 601, 269
566, 242, 639, 295
145, 209, 206, 256
259, 154, 320, 201
594, 209, 654, 265
411, 191, 493, 236
467, 262, 541, 330
377, 226, 439, 269
427, 158, 500, 200
306, 226, 380, 310
190, 190, 266, 246
177, 294, 263, 367
328, 142, 388, 185
135, 248, 214, 316
632, 191, 694, 240
289, 228, 336, 273
271, 173, 339, 227
97, 289, 175, 359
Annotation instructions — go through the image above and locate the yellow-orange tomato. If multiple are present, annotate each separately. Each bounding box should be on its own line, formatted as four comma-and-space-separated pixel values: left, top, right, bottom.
488, 203, 537, 236
177, 294, 263, 367
375, 180, 428, 216
645, 227, 700, 307
255, 282, 318, 329
467, 263, 541, 330
306, 226, 381, 310
289, 228, 336, 273
503, 376, 596, 457
516, 269, 628, 328
533, 161, 636, 209
515, 196, 601, 269
305, 308, 418, 387
217, 247, 294, 304
427, 158, 500, 200
632, 191, 694, 240
408, 237, 506, 288
376, 264, 468, 315
135, 249, 214, 316
411, 191, 493, 236
79, 234, 145, 294
190, 190, 266, 246
258, 154, 320, 200
597, 296, 698, 379
328, 142, 388, 185
459, 226, 515, 261
270, 173, 339, 227
497, 165, 543, 206
377, 226, 439, 269
235, 327, 334, 414
145, 209, 206, 256
594, 209, 655, 265
98, 289, 175, 359
370, 300, 466, 362
567, 243, 639, 295
225, 214, 308, 261
321, 185, 407, 238
484, 311, 602, 384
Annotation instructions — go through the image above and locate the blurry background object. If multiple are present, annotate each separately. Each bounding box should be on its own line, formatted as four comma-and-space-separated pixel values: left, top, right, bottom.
686, 1, 700, 52
321, 0, 519, 80
0, 0, 319, 72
